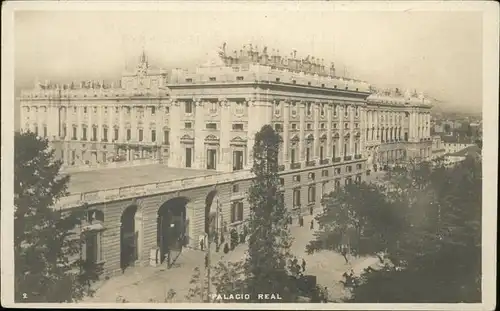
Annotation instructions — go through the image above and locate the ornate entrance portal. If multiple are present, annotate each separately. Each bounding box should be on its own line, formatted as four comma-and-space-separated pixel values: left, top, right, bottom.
157, 197, 188, 266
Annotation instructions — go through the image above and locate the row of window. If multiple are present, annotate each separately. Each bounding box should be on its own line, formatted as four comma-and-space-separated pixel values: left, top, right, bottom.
286, 122, 359, 131
66, 126, 170, 144
289, 143, 360, 164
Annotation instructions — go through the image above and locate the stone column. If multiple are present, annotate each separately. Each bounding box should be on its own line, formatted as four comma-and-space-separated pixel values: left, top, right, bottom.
108, 104, 113, 142
338, 103, 345, 158
298, 101, 306, 163
98, 105, 103, 142
313, 101, 320, 161
359, 106, 365, 156
219, 97, 231, 171
131, 105, 137, 142
119, 106, 125, 141
169, 99, 182, 167
246, 98, 256, 168
326, 101, 333, 159
194, 98, 205, 169
88, 105, 93, 141
77, 105, 83, 140
283, 101, 290, 167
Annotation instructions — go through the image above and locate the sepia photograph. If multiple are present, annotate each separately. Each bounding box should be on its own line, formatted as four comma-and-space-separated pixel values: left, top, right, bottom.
1, 1, 498, 309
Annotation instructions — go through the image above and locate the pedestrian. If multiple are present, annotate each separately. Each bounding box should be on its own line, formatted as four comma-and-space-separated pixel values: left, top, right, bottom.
341, 246, 349, 264
310, 219, 314, 230
309, 206, 313, 215
301, 258, 306, 272
199, 234, 205, 251
299, 215, 304, 227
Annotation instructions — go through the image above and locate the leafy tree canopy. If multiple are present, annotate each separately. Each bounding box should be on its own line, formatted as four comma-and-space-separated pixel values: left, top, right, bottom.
14, 131, 101, 302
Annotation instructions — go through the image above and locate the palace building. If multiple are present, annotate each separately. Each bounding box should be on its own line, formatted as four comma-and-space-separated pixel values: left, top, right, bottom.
18, 44, 433, 276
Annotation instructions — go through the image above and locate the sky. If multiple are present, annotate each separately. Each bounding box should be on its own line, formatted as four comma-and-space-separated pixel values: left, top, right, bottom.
14, 8, 483, 125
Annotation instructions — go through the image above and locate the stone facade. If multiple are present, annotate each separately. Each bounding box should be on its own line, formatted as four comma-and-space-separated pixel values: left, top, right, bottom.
18, 44, 433, 276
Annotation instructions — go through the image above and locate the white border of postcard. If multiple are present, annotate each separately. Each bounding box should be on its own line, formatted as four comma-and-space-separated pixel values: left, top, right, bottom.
2, 1, 498, 310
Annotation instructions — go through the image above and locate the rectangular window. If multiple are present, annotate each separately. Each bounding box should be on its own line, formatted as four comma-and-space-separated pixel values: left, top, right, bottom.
232, 123, 244, 131
231, 201, 244, 223
308, 185, 316, 203
291, 149, 296, 164
306, 148, 311, 162
236, 76, 244, 81
185, 147, 192, 168
62, 125, 67, 138
209, 77, 216, 82
126, 129, 131, 141
293, 189, 301, 207
207, 149, 217, 170
308, 172, 315, 180
84, 107, 87, 114
163, 130, 170, 144
184, 122, 192, 129
151, 130, 156, 142
83, 232, 102, 264
92, 127, 97, 141
43, 126, 47, 137
233, 150, 244, 171
322, 170, 329, 177
279, 178, 285, 186
332, 145, 336, 157
346, 166, 352, 173
206, 123, 217, 130
344, 143, 347, 155
232, 184, 239, 193
82, 127, 87, 140
71, 150, 76, 162
103, 128, 108, 141
185, 102, 193, 114
185, 78, 193, 83
151, 106, 156, 115
293, 175, 301, 182
275, 124, 283, 132
72, 126, 77, 140
114, 128, 119, 141
138, 129, 143, 142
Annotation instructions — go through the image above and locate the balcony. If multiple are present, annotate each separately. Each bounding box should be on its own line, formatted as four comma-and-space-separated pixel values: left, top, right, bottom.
344, 155, 352, 161
291, 163, 301, 170
354, 154, 362, 160
320, 158, 329, 165
278, 165, 285, 172
333, 157, 341, 163
306, 160, 316, 167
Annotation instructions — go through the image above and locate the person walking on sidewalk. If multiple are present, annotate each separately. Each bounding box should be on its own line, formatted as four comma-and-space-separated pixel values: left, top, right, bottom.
301, 258, 306, 272
299, 215, 304, 227
310, 219, 314, 230
341, 245, 349, 264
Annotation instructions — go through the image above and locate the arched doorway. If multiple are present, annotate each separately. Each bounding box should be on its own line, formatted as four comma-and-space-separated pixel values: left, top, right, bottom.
157, 197, 189, 266
120, 205, 138, 271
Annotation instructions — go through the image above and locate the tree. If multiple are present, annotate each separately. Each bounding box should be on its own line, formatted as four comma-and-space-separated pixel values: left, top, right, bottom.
306, 182, 403, 261
311, 154, 482, 302
14, 131, 101, 302
211, 125, 323, 302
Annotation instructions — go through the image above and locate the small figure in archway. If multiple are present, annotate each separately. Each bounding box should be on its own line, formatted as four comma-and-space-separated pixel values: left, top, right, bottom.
199, 235, 205, 251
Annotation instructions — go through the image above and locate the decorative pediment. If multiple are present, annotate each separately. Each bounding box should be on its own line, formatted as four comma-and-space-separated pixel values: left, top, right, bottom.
354, 131, 361, 137
205, 134, 220, 142
333, 133, 340, 139
320, 134, 327, 142
306, 134, 315, 141
180, 134, 194, 141
291, 135, 300, 142
344, 132, 350, 138
230, 136, 247, 145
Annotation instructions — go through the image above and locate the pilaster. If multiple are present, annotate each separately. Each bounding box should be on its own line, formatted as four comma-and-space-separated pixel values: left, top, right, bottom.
219, 97, 232, 171
298, 101, 306, 162
326, 101, 333, 158
313, 101, 320, 161
169, 99, 182, 167
194, 99, 205, 169
283, 101, 290, 166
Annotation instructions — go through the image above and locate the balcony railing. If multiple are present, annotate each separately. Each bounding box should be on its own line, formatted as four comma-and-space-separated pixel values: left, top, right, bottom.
291, 163, 301, 169
320, 158, 329, 165
354, 154, 362, 160
306, 161, 316, 167
333, 157, 341, 163
344, 155, 352, 161
278, 165, 285, 172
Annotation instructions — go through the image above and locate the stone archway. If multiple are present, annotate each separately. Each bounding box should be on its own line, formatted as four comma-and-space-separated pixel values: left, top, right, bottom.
157, 197, 189, 266
120, 204, 140, 272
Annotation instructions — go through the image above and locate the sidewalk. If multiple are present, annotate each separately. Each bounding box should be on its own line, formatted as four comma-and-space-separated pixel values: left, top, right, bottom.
83, 213, 379, 303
